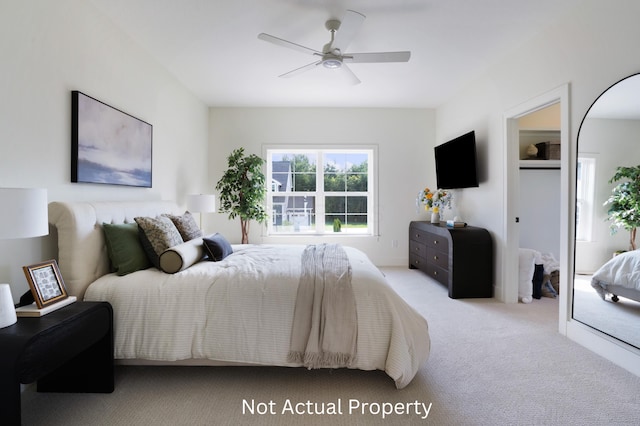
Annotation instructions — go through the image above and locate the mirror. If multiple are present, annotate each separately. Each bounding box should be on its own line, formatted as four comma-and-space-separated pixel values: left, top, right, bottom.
573, 73, 640, 349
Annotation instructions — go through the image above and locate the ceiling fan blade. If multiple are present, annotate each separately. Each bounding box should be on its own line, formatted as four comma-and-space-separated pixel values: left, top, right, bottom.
258, 33, 322, 56
344, 51, 411, 63
331, 10, 365, 52
279, 60, 322, 78
340, 63, 361, 85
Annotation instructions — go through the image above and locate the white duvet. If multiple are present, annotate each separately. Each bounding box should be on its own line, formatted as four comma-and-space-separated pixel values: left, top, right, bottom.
84, 244, 429, 388
591, 250, 640, 299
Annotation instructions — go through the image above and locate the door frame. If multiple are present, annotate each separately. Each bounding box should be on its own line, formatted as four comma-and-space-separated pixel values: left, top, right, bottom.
502, 84, 571, 334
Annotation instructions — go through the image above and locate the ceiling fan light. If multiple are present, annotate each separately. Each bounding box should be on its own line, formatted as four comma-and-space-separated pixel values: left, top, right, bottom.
322, 58, 342, 69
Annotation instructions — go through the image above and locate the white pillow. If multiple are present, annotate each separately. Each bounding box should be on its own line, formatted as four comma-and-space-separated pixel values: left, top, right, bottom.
159, 238, 205, 274
518, 248, 538, 303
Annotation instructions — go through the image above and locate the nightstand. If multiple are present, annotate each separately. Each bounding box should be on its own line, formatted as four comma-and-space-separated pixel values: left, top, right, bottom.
0, 301, 114, 425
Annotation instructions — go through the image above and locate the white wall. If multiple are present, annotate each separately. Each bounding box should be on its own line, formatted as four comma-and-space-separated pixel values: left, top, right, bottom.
435, 0, 640, 373
519, 169, 561, 259
0, 0, 209, 302
208, 107, 435, 266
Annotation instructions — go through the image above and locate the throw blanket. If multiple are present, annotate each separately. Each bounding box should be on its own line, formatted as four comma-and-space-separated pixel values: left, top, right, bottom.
288, 244, 357, 368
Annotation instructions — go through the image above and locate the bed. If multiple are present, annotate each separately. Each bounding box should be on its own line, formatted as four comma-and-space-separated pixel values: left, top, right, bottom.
48, 200, 430, 389
591, 250, 640, 303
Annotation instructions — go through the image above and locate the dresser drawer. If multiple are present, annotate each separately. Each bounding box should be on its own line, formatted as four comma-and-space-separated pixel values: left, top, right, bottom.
426, 263, 449, 286
410, 226, 431, 245
409, 253, 427, 271
426, 233, 449, 251
427, 247, 448, 269
409, 239, 427, 257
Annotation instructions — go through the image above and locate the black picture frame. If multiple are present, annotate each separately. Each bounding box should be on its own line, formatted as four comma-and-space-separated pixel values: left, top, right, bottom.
71, 90, 152, 187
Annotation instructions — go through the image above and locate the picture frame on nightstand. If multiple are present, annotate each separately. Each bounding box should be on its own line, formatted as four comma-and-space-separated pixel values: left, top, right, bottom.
22, 259, 68, 309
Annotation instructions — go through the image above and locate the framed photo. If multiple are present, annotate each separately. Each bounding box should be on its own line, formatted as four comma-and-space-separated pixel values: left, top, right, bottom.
23, 260, 68, 309
71, 90, 153, 187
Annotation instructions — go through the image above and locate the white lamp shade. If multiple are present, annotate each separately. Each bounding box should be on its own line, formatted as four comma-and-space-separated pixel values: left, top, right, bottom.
0, 284, 17, 328
187, 194, 216, 213
0, 188, 48, 239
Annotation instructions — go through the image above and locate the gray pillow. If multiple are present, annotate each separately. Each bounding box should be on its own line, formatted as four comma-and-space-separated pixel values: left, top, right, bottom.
203, 233, 233, 261
134, 216, 184, 268
163, 211, 203, 241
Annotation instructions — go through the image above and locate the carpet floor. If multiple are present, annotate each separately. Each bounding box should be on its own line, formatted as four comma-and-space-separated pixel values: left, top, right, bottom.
20, 267, 640, 425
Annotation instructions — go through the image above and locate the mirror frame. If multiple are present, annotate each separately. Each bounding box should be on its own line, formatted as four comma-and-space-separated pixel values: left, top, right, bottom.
568, 73, 640, 374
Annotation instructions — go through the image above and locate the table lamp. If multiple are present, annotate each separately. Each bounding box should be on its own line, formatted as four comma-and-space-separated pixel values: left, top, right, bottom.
187, 194, 216, 231
0, 188, 48, 328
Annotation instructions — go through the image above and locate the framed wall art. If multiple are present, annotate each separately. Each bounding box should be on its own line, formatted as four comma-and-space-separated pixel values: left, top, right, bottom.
71, 90, 152, 187
23, 260, 68, 309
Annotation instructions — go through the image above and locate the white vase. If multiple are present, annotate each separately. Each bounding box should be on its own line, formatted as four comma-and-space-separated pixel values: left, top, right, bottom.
430, 211, 440, 224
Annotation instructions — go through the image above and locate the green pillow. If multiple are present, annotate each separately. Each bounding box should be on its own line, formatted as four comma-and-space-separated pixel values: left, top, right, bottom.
103, 222, 151, 275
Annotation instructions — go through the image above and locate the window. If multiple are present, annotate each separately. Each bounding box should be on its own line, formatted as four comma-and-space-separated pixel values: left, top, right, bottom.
576, 156, 596, 241
265, 147, 375, 235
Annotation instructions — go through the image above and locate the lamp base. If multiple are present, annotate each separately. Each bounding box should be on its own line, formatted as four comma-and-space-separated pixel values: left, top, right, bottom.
0, 283, 17, 328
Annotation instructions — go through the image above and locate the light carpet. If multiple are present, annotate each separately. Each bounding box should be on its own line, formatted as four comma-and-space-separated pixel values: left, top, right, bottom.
20, 267, 640, 425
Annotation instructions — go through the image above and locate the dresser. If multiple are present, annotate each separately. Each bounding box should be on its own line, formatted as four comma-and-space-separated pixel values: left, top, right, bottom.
409, 221, 493, 298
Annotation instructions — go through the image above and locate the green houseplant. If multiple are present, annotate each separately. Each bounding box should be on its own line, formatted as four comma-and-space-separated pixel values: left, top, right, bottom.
215, 148, 268, 244
604, 165, 640, 250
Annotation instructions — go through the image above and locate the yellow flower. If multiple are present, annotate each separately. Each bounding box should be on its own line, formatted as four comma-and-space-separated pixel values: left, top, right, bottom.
426, 193, 433, 200
432, 206, 439, 213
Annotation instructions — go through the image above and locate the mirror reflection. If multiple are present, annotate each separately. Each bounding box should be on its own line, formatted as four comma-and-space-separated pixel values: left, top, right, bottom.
574, 73, 640, 349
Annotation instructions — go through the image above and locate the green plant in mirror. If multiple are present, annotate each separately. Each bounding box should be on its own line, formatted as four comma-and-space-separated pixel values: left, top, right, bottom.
604, 165, 640, 250
215, 148, 268, 244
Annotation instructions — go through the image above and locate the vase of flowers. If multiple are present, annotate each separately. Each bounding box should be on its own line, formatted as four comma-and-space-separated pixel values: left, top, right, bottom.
417, 187, 452, 224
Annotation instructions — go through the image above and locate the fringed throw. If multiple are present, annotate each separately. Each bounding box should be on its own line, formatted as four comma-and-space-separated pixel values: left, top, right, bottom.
288, 243, 357, 368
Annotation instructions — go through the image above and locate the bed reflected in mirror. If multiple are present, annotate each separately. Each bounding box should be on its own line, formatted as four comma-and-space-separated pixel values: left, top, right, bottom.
573, 73, 640, 349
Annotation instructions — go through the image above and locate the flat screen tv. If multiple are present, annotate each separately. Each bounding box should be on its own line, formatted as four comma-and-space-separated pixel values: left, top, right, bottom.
434, 131, 479, 189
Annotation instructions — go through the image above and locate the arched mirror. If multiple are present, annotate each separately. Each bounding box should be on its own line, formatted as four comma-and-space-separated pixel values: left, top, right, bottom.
573, 73, 640, 349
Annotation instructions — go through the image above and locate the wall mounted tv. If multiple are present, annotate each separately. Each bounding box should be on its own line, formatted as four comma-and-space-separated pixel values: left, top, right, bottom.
434, 130, 479, 189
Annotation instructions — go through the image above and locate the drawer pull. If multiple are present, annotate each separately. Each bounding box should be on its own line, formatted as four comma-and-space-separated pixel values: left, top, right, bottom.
414, 247, 421, 252
434, 240, 439, 244
433, 255, 438, 260
433, 271, 438, 276
414, 260, 420, 265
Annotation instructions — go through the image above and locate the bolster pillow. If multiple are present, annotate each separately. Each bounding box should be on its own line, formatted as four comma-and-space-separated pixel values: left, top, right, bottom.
159, 237, 205, 274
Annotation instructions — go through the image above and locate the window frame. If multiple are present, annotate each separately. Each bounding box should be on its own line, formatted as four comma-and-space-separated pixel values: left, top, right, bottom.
264, 145, 378, 236
576, 154, 597, 242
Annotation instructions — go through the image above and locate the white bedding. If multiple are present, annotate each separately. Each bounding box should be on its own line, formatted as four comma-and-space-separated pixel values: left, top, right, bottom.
591, 251, 640, 300
84, 244, 430, 388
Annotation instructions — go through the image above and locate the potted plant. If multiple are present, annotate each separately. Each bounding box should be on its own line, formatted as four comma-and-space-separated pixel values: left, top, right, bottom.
604, 165, 640, 250
215, 148, 268, 244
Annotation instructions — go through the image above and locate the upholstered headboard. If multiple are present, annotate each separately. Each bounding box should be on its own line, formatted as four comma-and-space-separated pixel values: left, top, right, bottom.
48, 201, 181, 299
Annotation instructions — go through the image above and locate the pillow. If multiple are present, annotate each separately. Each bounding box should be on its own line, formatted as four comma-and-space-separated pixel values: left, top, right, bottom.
203, 233, 233, 261
164, 211, 203, 241
102, 222, 151, 275
159, 238, 206, 274
518, 248, 537, 304
134, 216, 184, 268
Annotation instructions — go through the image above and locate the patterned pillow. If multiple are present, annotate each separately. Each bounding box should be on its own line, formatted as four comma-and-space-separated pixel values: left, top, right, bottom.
134, 216, 184, 268
163, 211, 202, 241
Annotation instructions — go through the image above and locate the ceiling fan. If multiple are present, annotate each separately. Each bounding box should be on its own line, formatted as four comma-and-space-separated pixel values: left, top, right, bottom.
257, 9, 411, 85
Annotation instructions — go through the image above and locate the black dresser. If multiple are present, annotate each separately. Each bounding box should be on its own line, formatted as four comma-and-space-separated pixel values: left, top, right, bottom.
409, 221, 493, 298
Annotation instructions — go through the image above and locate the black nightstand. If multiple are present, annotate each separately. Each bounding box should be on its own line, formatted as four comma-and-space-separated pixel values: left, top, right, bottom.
0, 301, 114, 425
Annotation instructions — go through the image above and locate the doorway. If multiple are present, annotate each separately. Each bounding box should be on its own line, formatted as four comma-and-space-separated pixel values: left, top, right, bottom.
503, 84, 571, 334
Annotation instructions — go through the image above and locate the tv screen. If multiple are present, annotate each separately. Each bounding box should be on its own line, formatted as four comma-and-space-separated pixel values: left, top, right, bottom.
434, 131, 479, 189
